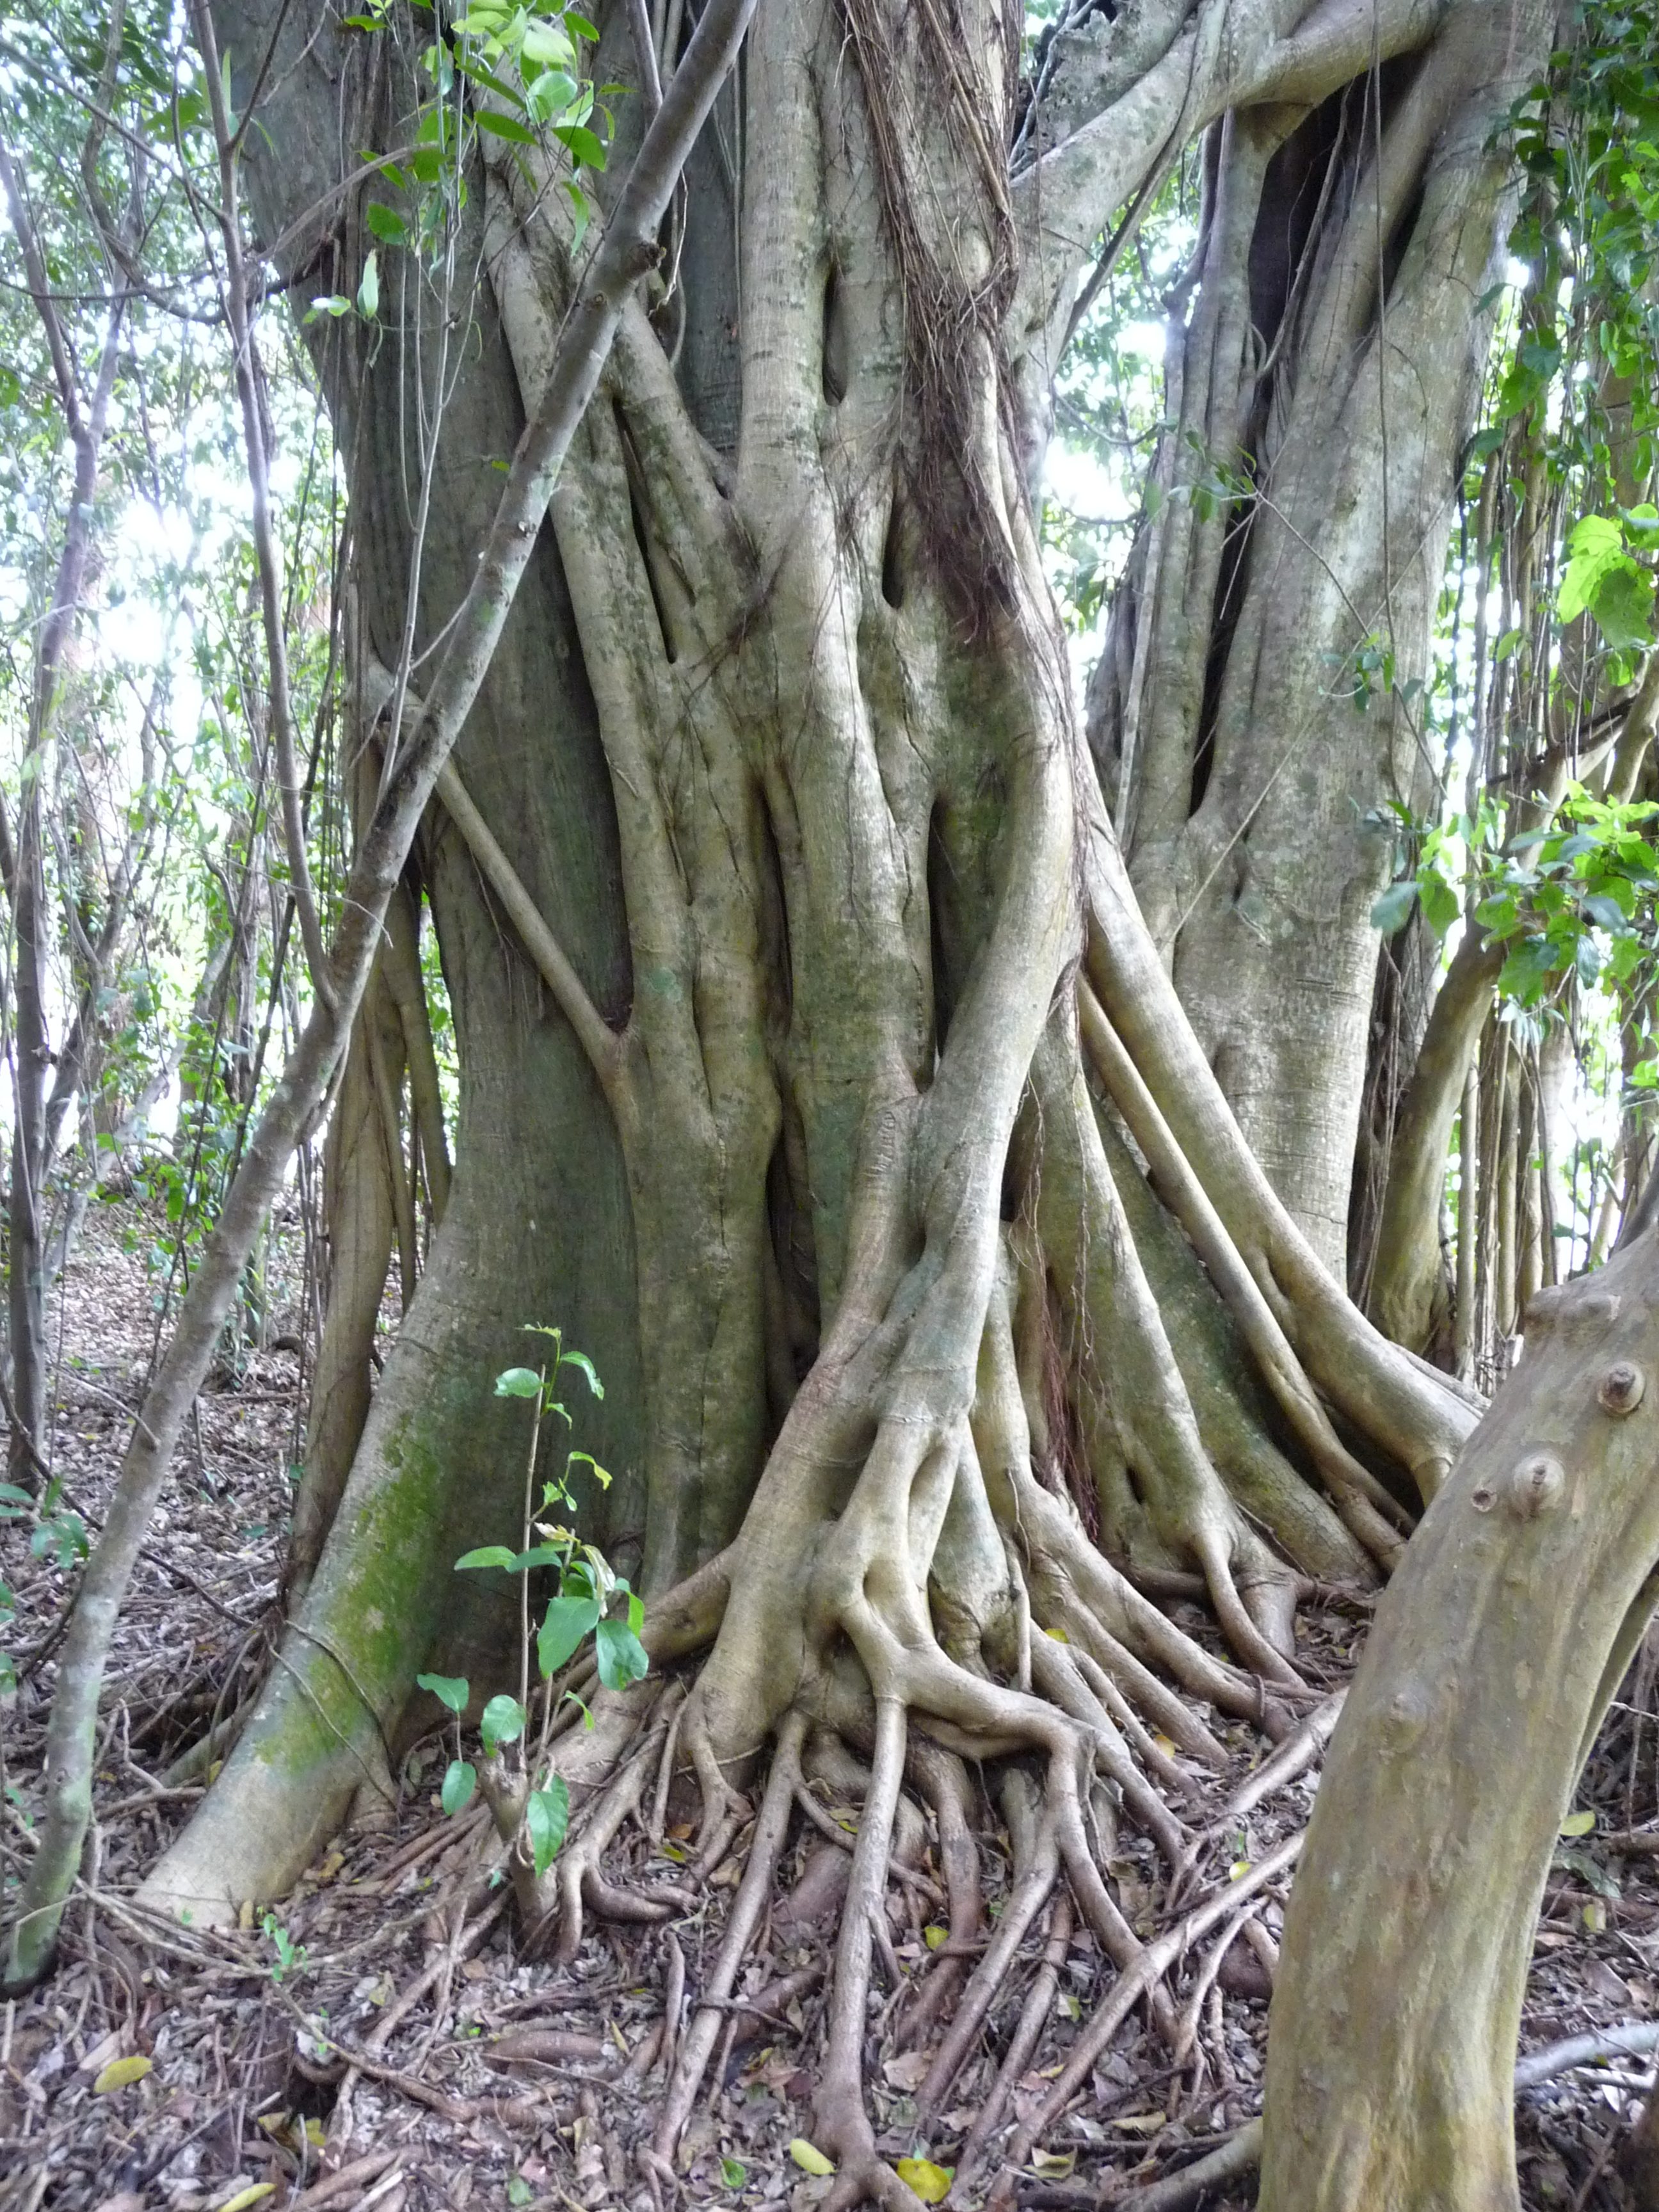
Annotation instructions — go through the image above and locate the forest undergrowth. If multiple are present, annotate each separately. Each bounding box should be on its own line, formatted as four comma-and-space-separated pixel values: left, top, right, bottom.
6, 1203, 1659, 2211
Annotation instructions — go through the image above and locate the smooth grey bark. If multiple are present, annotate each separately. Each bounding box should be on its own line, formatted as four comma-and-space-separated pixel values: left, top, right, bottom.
1089, 0, 1545, 1272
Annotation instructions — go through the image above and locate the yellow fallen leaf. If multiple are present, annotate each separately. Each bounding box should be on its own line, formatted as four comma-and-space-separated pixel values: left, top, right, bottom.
216, 2188, 276, 2212
896, 2158, 952, 2202
1151, 1733, 1178, 1756
789, 2140, 836, 2177
1228, 1859, 1251, 1882
93, 2056, 152, 2094
255, 2113, 289, 2138
1108, 2113, 1166, 2135
1560, 1809, 1596, 1838
1029, 2149, 1074, 2179
1583, 1898, 1608, 1934
922, 1925, 949, 1952
1043, 1626, 1069, 1644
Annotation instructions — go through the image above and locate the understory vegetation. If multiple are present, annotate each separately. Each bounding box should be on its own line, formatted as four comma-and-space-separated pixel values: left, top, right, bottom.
6, 0, 1659, 2206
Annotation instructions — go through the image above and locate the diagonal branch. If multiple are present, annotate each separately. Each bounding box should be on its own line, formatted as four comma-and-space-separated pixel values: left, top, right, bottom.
3, 0, 764, 1993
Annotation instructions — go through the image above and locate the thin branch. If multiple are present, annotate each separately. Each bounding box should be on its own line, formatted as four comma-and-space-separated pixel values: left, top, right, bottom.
191, 0, 335, 1012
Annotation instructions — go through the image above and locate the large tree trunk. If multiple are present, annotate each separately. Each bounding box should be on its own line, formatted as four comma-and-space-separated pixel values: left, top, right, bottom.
103, 0, 1550, 2191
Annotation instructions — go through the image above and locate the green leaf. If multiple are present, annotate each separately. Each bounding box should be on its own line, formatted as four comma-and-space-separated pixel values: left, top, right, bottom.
561, 1350, 604, 1399
481, 1694, 527, 1755
455, 1544, 519, 1571
356, 249, 380, 318
1589, 561, 1655, 652
1584, 893, 1630, 931
1560, 1808, 1596, 1837
1419, 871, 1461, 936
495, 1367, 543, 1398
565, 9, 601, 34
520, 19, 575, 67
1559, 514, 1628, 623
476, 108, 538, 143
1370, 881, 1417, 935
567, 1450, 612, 1489
539, 1592, 600, 1676
525, 1777, 570, 1875
555, 121, 606, 168
417, 1672, 470, 1714
0, 1485, 31, 1505
364, 201, 408, 244
790, 2142, 835, 2177
506, 2177, 533, 2208
510, 1544, 567, 1572
442, 1758, 477, 1815
595, 1615, 650, 1692
721, 2159, 748, 2190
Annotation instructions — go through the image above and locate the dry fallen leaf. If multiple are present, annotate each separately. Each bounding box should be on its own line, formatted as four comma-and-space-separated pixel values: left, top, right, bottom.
882, 2050, 930, 2092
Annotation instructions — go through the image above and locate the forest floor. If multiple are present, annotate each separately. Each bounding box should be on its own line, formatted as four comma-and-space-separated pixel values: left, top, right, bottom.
6, 1196, 1659, 2212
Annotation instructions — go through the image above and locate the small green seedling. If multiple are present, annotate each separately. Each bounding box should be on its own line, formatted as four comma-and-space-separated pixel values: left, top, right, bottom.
419, 1327, 646, 1885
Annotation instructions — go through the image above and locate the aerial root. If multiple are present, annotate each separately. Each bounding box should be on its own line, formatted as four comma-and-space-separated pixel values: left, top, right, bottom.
956, 1889, 1073, 2183
917, 1772, 1060, 2115
655, 1710, 807, 2161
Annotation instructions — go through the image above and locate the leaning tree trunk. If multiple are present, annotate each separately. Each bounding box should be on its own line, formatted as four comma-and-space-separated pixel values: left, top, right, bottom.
128, 0, 1543, 2194
1262, 1233, 1659, 2210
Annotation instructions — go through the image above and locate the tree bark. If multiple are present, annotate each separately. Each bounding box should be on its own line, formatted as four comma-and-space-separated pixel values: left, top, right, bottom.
1263, 1237, 1659, 2210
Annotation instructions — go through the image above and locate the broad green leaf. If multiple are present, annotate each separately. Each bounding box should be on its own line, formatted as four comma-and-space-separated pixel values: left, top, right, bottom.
364, 202, 408, 245
1419, 870, 1460, 936
1589, 560, 1654, 651
923, 1923, 948, 1950
555, 121, 606, 168
1559, 514, 1628, 623
494, 1367, 542, 1399
481, 1694, 527, 1754
476, 108, 538, 144
595, 1615, 650, 1692
520, 20, 575, 67
510, 1544, 566, 1572
417, 1672, 470, 1714
1583, 893, 1630, 931
456, 1544, 518, 1571
526, 67, 579, 122
561, 1350, 604, 1399
896, 2159, 952, 2204
538, 1592, 600, 1676
525, 1777, 570, 1875
442, 1758, 477, 1815
1560, 1808, 1596, 1837
1370, 881, 1416, 935
790, 2142, 835, 2177
721, 2158, 748, 2190
565, 8, 601, 34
